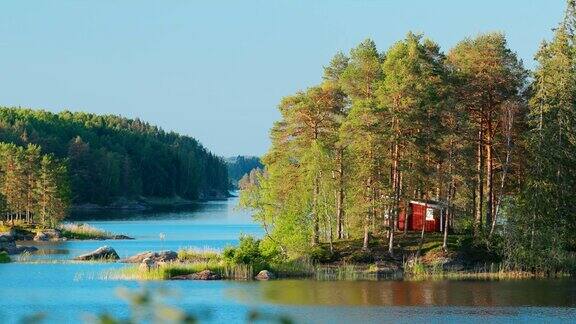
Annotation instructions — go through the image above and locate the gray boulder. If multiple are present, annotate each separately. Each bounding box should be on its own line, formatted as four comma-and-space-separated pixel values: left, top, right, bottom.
0, 241, 38, 255
0, 229, 16, 242
110, 234, 134, 240
74, 246, 119, 261
121, 250, 177, 263
255, 270, 275, 281
34, 229, 62, 241
0, 240, 17, 254
0, 229, 38, 255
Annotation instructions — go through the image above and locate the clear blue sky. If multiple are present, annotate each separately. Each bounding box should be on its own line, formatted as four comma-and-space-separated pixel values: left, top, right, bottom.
0, 0, 566, 157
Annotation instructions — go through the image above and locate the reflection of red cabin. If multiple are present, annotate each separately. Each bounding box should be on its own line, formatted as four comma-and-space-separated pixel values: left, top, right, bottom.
398, 200, 445, 233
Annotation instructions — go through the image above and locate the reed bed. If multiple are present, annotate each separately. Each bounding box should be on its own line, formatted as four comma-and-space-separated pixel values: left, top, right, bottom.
404, 260, 572, 280
59, 223, 111, 240
177, 247, 222, 263
102, 261, 253, 281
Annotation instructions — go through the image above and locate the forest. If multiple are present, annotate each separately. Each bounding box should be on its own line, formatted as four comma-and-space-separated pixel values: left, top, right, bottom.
0, 108, 229, 208
240, 1, 576, 271
0, 143, 69, 227
226, 156, 263, 189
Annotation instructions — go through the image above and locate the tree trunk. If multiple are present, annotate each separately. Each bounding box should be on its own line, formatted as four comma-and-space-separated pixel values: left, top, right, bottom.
362, 224, 370, 251
474, 128, 484, 235
443, 181, 455, 252
336, 149, 345, 240
485, 121, 494, 232
363, 176, 372, 251
416, 215, 426, 258
312, 174, 320, 246
389, 142, 400, 256
491, 106, 514, 238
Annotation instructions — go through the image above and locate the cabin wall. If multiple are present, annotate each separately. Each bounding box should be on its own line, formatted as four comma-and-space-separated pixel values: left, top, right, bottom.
397, 202, 441, 233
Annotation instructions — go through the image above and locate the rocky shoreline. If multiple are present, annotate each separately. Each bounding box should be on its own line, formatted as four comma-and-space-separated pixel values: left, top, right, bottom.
0, 227, 134, 258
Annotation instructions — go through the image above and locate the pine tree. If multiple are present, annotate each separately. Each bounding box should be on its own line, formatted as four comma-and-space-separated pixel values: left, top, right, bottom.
448, 33, 527, 235
34, 155, 70, 227
507, 0, 576, 267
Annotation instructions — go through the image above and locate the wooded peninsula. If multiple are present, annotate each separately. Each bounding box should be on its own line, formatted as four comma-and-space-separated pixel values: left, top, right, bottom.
0, 108, 229, 226
239, 2, 576, 274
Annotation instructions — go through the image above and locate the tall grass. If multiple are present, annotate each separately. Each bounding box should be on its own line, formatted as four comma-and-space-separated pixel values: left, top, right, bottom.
177, 247, 222, 263
103, 261, 253, 281
59, 223, 111, 240
404, 259, 572, 280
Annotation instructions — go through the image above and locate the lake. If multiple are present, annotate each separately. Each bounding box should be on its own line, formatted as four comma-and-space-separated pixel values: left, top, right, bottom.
1, 197, 575, 323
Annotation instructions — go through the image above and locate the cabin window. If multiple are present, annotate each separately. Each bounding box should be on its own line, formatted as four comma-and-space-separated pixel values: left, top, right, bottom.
426, 208, 434, 221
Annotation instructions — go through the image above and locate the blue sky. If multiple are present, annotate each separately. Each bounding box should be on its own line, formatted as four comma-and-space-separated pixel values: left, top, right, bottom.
0, 0, 566, 157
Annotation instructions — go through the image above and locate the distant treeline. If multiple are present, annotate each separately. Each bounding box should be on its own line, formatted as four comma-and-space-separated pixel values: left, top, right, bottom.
226, 156, 262, 188
0, 108, 229, 205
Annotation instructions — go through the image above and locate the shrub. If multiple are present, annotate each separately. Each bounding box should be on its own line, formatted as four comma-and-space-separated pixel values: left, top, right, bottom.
457, 235, 503, 265
307, 246, 338, 263
259, 239, 285, 264
0, 251, 10, 263
348, 251, 374, 263
223, 235, 270, 273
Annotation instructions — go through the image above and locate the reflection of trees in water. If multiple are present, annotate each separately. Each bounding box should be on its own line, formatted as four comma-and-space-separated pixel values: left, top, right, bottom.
230, 280, 576, 307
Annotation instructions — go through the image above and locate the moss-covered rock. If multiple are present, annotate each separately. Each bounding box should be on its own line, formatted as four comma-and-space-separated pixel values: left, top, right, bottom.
0, 251, 11, 263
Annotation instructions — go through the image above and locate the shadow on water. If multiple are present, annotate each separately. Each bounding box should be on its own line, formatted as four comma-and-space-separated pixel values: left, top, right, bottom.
68, 204, 206, 221
227, 279, 576, 307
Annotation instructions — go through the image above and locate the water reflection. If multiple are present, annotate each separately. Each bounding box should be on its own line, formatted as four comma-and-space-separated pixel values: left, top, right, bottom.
229, 279, 576, 307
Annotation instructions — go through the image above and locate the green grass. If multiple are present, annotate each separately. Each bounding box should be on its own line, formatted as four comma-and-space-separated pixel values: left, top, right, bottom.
0, 251, 11, 263
270, 259, 316, 278
403, 259, 571, 280
103, 261, 253, 280
59, 223, 111, 240
177, 247, 222, 263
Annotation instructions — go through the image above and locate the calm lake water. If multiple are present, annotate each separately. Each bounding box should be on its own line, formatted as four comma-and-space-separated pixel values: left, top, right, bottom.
1, 197, 575, 323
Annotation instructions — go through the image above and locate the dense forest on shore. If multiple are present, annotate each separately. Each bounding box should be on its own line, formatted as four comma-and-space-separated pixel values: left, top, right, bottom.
240, 1, 576, 272
0, 108, 229, 209
226, 156, 263, 188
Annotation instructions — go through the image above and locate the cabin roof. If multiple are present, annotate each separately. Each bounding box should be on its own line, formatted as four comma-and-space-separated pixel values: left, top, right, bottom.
409, 199, 445, 209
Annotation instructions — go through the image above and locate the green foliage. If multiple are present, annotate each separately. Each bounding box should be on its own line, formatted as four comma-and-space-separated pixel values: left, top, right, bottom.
307, 246, 338, 263
456, 235, 503, 265
0, 107, 229, 205
226, 156, 262, 189
223, 235, 271, 273
0, 142, 70, 227
0, 251, 11, 263
499, 0, 576, 274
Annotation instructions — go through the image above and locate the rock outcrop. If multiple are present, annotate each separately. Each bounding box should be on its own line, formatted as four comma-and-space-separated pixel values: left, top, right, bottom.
34, 229, 62, 241
74, 246, 119, 261
0, 231, 38, 255
255, 270, 275, 280
110, 234, 134, 240
121, 250, 178, 263
171, 269, 221, 280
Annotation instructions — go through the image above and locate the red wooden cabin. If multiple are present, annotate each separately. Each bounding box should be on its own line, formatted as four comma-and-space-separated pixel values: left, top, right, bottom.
398, 200, 445, 233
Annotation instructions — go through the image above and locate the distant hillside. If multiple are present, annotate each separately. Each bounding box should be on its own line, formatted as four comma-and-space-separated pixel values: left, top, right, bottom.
0, 107, 229, 205
226, 156, 262, 188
